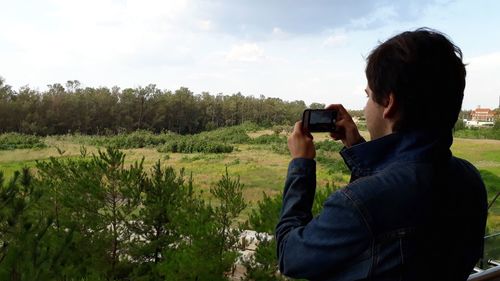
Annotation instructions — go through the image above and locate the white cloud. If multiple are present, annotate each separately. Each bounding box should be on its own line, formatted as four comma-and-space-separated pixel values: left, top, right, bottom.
272, 27, 284, 35
349, 6, 398, 29
467, 52, 500, 70
463, 52, 500, 109
271, 27, 289, 39
322, 34, 347, 47
225, 43, 265, 62
198, 20, 212, 31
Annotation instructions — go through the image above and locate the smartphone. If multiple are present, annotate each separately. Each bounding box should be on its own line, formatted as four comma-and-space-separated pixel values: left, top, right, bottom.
302, 109, 337, 132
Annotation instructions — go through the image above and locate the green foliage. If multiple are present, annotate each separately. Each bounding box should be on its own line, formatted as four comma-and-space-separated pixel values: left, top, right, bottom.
0, 168, 77, 280
243, 238, 286, 281
128, 162, 197, 280
33, 147, 147, 279
481, 170, 500, 194
160, 168, 247, 281
90, 130, 177, 149
309, 103, 325, 110
0, 148, 252, 280
316, 153, 350, 175
271, 125, 292, 135
247, 192, 283, 234
159, 138, 234, 153
243, 191, 282, 281
0, 133, 46, 150
270, 143, 290, 155
249, 135, 343, 156
249, 134, 290, 155
155, 124, 262, 153
252, 134, 287, 145
86, 127, 248, 153
197, 125, 253, 144
210, 168, 247, 262
484, 235, 500, 265
454, 128, 500, 140
315, 140, 343, 152
454, 119, 466, 131
0, 77, 305, 135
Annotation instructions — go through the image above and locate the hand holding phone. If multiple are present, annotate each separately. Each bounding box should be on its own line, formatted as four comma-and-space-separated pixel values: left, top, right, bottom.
302, 109, 337, 133
325, 104, 365, 148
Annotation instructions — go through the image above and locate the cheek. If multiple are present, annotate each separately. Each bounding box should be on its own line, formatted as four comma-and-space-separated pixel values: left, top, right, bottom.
364, 100, 371, 119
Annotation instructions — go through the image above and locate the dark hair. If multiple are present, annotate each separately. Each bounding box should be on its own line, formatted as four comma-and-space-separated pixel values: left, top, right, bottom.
365, 28, 466, 131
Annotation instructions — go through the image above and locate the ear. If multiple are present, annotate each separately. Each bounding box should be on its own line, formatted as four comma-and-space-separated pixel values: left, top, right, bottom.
382, 93, 398, 119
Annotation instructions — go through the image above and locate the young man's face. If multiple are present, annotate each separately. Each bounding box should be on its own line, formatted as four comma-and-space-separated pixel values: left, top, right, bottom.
364, 86, 387, 140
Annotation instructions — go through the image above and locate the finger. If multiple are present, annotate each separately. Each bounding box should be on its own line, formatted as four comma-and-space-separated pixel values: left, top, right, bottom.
336, 118, 348, 126
330, 132, 340, 140
293, 121, 302, 134
325, 104, 347, 114
330, 130, 343, 139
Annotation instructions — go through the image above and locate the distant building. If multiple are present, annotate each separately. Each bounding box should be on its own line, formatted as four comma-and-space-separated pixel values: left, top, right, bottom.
471, 107, 495, 122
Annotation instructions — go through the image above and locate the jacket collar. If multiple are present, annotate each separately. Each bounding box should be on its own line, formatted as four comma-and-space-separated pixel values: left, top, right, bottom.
340, 130, 453, 177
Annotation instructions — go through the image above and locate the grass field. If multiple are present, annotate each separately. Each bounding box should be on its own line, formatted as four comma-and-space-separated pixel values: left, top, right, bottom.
0, 132, 499, 227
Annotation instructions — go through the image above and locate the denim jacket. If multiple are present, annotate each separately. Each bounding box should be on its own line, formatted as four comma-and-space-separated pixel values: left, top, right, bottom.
276, 131, 487, 281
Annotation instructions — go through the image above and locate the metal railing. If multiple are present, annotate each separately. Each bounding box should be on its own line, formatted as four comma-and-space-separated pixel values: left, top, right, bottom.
467, 193, 500, 281
468, 260, 500, 281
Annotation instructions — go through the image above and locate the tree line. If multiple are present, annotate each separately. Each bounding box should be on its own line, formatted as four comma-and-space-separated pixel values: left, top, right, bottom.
0, 78, 309, 135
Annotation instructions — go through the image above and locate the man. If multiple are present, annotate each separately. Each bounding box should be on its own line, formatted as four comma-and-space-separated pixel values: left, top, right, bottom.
276, 28, 488, 280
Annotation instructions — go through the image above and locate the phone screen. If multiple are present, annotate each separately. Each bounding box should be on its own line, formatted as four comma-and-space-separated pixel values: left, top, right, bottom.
302, 109, 337, 132
310, 111, 334, 125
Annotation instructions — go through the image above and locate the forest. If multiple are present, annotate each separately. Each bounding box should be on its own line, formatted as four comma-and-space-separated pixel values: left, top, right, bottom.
0, 78, 328, 136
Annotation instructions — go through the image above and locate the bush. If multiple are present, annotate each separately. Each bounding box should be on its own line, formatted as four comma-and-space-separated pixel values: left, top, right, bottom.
160, 168, 246, 281
316, 153, 350, 175
248, 134, 289, 155
197, 126, 252, 144
454, 128, 500, 140
247, 192, 283, 234
315, 140, 343, 152
454, 119, 466, 131
158, 138, 233, 154
251, 134, 287, 145
87, 130, 236, 154
90, 130, 177, 149
0, 133, 46, 150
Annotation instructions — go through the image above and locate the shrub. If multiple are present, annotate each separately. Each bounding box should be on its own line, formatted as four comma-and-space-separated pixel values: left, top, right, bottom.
158, 138, 233, 154
247, 192, 283, 234
454, 128, 500, 140
251, 134, 287, 145
160, 168, 246, 280
90, 130, 178, 149
197, 126, 252, 144
315, 140, 343, 152
249, 134, 289, 155
454, 119, 466, 131
316, 154, 350, 175
0, 133, 46, 150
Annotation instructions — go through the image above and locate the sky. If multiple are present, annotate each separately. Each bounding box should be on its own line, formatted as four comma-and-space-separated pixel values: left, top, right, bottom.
0, 0, 499, 110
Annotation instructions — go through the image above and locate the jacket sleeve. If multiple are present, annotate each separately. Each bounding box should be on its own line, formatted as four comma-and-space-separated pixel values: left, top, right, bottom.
275, 158, 372, 280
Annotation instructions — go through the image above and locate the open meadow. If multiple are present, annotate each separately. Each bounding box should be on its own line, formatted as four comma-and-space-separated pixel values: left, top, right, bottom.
0, 129, 498, 223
